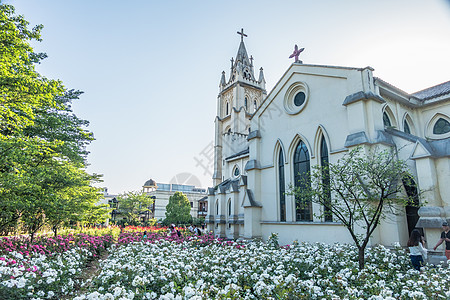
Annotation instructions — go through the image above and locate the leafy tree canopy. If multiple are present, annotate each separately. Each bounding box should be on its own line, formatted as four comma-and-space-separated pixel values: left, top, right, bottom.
117, 191, 154, 224
165, 191, 192, 225
0, 4, 103, 235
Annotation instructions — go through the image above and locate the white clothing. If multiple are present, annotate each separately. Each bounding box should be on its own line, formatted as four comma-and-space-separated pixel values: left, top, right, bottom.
409, 243, 427, 260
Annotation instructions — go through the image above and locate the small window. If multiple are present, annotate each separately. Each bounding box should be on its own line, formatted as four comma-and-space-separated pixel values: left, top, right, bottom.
244, 97, 248, 110
253, 100, 257, 111
190, 202, 193, 208
403, 120, 411, 134
228, 200, 232, 216
433, 118, 450, 135
226, 102, 229, 115
383, 112, 392, 127
234, 167, 240, 177
294, 92, 306, 107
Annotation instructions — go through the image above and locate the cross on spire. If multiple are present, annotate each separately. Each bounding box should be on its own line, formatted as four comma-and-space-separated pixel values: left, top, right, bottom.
237, 28, 247, 42
289, 44, 305, 63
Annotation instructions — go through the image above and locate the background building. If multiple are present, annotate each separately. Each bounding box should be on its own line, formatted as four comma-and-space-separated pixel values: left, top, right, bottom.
143, 179, 207, 221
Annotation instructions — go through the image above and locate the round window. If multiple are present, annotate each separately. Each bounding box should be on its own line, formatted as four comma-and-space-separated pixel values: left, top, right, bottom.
284, 82, 309, 115
294, 92, 306, 107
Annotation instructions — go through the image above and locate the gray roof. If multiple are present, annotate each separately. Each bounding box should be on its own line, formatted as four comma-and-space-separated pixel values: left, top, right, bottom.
225, 148, 249, 160
342, 91, 385, 106
385, 128, 450, 158
412, 80, 450, 100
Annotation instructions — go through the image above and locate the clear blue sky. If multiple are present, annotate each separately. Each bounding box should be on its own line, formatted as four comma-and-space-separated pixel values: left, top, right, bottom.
4, 0, 450, 194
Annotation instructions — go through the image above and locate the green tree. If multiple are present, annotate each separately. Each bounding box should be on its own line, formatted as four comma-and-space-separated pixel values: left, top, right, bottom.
117, 191, 154, 224
165, 191, 192, 225
290, 147, 420, 269
0, 4, 102, 235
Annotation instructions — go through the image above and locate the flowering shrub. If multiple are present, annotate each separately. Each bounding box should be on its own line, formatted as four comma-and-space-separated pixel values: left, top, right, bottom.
0, 234, 113, 299
117, 231, 217, 247
76, 240, 450, 299
122, 225, 167, 234
0, 247, 93, 299
59, 225, 122, 240
0, 234, 114, 257
2, 230, 450, 299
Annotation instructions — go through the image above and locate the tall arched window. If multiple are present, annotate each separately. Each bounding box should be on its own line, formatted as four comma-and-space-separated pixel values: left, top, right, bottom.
403, 119, 411, 134
278, 150, 286, 222
227, 199, 232, 229
244, 97, 248, 110
216, 200, 219, 215
253, 100, 257, 111
226, 102, 229, 115
320, 137, 332, 222
294, 140, 311, 221
402, 176, 421, 236
383, 111, 392, 127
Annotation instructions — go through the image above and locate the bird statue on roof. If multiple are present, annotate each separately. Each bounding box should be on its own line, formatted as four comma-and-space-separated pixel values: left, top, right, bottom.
289, 44, 305, 63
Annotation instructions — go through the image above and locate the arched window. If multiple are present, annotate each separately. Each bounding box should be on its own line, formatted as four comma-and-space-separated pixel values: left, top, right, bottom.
383, 111, 392, 127
433, 118, 450, 135
294, 140, 312, 221
227, 199, 232, 229
320, 137, 332, 222
253, 100, 257, 111
226, 102, 229, 115
402, 176, 421, 236
403, 119, 411, 134
278, 150, 286, 222
244, 97, 248, 110
216, 200, 219, 215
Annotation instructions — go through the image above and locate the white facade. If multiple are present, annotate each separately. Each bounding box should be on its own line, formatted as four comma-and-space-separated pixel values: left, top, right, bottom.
208, 34, 450, 249
143, 179, 207, 221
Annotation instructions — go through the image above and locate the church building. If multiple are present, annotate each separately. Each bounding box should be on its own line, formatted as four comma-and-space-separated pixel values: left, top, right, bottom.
207, 30, 450, 248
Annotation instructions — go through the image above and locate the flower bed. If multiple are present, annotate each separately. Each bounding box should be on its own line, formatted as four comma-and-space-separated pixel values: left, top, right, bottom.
76, 239, 450, 299
0, 234, 113, 299
0, 234, 114, 257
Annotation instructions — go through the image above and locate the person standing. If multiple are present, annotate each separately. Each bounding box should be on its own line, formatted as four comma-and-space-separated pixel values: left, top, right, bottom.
433, 222, 450, 260
408, 229, 427, 271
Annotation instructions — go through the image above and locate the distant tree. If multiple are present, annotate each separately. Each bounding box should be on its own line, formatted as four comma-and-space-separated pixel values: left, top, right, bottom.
164, 192, 192, 225
117, 191, 154, 224
290, 147, 420, 269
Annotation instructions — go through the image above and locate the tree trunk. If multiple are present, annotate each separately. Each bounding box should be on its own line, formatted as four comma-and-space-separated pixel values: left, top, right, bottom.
358, 247, 365, 269
30, 232, 35, 245
53, 226, 58, 237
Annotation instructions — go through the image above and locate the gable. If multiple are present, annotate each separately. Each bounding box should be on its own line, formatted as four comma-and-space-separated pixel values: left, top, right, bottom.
253, 64, 371, 126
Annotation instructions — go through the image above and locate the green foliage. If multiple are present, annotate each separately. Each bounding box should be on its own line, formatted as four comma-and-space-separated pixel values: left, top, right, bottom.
117, 191, 154, 224
290, 146, 420, 269
164, 191, 192, 225
0, 4, 104, 236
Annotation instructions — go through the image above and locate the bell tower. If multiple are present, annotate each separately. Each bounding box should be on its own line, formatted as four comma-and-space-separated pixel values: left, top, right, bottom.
213, 29, 267, 186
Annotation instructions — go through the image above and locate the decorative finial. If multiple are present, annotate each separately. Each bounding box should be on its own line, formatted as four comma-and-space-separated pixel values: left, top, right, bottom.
237, 28, 247, 42
289, 44, 305, 63
250, 55, 254, 67
230, 57, 234, 69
